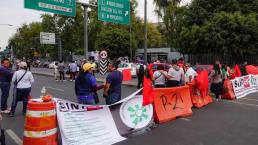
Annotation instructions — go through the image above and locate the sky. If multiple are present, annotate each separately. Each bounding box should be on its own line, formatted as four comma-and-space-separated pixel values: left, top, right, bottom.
0, 0, 191, 50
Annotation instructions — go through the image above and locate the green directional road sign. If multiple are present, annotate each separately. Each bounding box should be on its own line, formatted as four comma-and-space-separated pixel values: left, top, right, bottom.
24, 0, 76, 17
98, 0, 130, 25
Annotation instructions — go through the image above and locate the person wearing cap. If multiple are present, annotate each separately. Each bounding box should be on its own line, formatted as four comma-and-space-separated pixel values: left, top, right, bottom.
75, 63, 104, 105
9, 61, 34, 117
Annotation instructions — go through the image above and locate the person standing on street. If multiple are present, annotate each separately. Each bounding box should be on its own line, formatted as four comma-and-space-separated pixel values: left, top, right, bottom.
184, 63, 197, 84
137, 63, 145, 89
165, 59, 185, 87
209, 63, 223, 101
9, 62, 34, 117
69, 61, 77, 81
104, 61, 123, 105
153, 65, 167, 88
58, 61, 65, 81
0, 58, 13, 114
75, 63, 104, 105
53, 62, 58, 81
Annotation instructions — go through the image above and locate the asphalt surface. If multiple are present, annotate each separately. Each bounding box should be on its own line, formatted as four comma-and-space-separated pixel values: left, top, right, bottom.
2, 74, 258, 145
115, 94, 258, 145
2, 74, 137, 145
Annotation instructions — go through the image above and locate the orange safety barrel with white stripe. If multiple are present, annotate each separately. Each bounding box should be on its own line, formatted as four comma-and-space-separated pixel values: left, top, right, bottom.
23, 100, 58, 145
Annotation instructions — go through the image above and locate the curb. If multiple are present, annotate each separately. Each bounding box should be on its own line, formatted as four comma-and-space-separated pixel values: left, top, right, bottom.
32, 72, 137, 87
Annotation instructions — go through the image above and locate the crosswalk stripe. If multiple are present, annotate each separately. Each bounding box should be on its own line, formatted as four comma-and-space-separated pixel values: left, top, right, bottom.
6, 129, 22, 145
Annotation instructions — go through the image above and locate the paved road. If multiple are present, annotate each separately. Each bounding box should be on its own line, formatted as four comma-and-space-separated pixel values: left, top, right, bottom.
2, 74, 258, 145
2, 74, 138, 145
30, 67, 138, 86
115, 94, 258, 145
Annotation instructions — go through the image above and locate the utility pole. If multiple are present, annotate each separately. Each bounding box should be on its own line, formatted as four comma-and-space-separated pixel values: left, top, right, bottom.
84, 5, 89, 60
77, 1, 97, 61
130, 19, 132, 62
144, 0, 147, 64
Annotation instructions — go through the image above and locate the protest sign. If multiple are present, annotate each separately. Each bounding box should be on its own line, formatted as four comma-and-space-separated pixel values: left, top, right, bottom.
231, 75, 258, 99
56, 99, 125, 145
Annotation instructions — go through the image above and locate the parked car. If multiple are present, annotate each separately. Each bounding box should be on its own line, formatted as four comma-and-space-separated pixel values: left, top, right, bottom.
117, 63, 137, 77
49, 61, 56, 69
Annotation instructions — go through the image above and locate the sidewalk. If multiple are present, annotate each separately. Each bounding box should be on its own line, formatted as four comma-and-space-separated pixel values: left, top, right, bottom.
31, 68, 138, 87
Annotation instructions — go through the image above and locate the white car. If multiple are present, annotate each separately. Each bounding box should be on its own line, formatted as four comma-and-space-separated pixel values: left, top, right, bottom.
117, 63, 137, 77
48, 61, 56, 69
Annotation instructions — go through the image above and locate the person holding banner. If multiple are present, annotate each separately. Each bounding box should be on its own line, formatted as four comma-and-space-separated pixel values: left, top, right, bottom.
209, 63, 223, 101
75, 63, 104, 105
104, 61, 123, 105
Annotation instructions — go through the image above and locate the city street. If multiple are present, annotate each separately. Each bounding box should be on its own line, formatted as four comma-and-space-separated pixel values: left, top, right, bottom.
2, 74, 258, 145
2, 74, 137, 145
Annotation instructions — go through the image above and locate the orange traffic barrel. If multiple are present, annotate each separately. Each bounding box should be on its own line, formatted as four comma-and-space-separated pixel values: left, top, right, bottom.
23, 100, 57, 145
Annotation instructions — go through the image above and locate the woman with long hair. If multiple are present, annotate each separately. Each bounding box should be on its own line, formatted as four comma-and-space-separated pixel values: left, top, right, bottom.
210, 63, 223, 101
75, 63, 104, 105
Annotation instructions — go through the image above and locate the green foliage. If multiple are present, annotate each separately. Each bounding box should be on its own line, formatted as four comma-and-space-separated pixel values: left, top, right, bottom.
95, 28, 129, 58
156, 0, 258, 62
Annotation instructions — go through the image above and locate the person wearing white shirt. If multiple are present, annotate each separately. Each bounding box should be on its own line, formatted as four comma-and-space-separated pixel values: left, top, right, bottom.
164, 59, 185, 87
185, 63, 197, 83
153, 65, 167, 88
8, 62, 34, 117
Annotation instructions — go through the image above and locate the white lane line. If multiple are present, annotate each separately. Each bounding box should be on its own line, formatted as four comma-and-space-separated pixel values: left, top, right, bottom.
224, 100, 258, 108
6, 129, 22, 145
240, 98, 258, 102
46, 87, 64, 92
179, 118, 191, 122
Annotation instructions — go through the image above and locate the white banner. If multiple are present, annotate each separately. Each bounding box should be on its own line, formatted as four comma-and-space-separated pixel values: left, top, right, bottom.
56, 99, 125, 145
231, 75, 258, 99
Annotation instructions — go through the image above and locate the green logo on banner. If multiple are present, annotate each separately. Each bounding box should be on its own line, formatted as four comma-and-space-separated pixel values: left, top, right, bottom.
128, 104, 149, 125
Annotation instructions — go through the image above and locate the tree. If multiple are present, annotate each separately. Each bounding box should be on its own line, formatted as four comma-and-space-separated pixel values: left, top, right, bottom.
169, 0, 258, 62
95, 28, 130, 58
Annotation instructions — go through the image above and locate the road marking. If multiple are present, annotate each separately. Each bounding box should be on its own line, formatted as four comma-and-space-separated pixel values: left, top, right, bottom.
46, 87, 64, 92
224, 100, 258, 108
240, 98, 258, 102
6, 129, 22, 145
179, 118, 191, 121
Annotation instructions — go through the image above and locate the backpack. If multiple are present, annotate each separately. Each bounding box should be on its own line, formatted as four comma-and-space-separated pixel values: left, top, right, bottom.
139, 65, 144, 75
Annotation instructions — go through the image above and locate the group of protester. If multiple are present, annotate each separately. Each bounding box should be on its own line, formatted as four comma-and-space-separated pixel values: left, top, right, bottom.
0, 58, 34, 117
0, 57, 124, 119
137, 58, 248, 101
